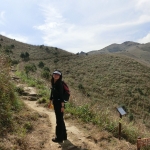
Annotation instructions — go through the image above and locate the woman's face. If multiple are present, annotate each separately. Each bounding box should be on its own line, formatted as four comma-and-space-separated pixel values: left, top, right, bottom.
53, 73, 60, 80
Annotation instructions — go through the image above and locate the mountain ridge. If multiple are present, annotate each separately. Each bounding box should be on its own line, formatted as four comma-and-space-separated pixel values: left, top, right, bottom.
87, 41, 150, 66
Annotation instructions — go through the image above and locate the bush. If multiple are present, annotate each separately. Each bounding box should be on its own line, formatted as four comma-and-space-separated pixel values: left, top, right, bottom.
41, 70, 50, 79
37, 98, 47, 104
15, 87, 24, 95
54, 58, 59, 63
78, 84, 84, 89
38, 61, 45, 68
0, 55, 21, 135
65, 102, 141, 144
11, 44, 15, 48
24, 63, 37, 77
11, 59, 19, 65
43, 67, 50, 72
20, 52, 30, 61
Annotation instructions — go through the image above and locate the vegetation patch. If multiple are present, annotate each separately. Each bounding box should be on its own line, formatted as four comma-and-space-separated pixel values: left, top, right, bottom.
65, 101, 148, 144
0, 55, 22, 136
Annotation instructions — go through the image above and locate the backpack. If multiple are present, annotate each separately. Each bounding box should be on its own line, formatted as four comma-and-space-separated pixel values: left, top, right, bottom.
62, 81, 70, 102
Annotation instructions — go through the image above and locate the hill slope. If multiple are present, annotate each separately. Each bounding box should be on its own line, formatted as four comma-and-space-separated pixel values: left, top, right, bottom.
1, 35, 150, 141
0, 34, 73, 61
88, 41, 150, 66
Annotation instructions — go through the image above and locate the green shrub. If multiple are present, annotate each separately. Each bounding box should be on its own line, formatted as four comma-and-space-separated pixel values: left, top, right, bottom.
24, 63, 37, 77
24, 122, 33, 131
20, 52, 30, 61
0, 55, 22, 135
11, 44, 15, 48
43, 67, 50, 72
54, 58, 59, 63
41, 70, 50, 79
65, 102, 142, 144
11, 59, 19, 65
15, 87, 24, 95
37, 98, 47, 104
38, 61, 45, 68
78, 84, 84, 89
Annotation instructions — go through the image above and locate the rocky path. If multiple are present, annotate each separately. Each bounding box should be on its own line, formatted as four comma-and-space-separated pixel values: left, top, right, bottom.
23, 99, 101, 150
11, 70, 136, 150
13, 78, 102, 150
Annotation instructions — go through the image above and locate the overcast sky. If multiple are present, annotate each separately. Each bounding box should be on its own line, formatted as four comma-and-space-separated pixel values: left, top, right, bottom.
0, 0, 150, 53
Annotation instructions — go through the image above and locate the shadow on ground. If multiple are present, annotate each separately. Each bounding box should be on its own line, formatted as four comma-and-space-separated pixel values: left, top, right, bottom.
59, 140, 88, 150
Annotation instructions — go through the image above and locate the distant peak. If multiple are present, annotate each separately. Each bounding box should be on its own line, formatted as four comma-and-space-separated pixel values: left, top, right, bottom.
122, 41, 140, 45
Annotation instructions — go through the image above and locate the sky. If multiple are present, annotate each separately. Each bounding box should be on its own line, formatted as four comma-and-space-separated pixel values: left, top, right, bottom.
0, 0, 150, 54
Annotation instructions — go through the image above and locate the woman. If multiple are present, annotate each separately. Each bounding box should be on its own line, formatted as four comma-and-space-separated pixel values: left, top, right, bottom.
49, 70, 67, 143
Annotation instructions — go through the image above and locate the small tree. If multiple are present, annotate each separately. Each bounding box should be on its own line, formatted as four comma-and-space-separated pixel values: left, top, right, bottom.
20, 52, 30, 61
20, 52, 25, 59
11, 44, 15, 48
43, 67, 50, 72
25, 52, 29, 58
38, 61, 45, 68
40, 45, 44, 48
24, 64, 37, 77
41, 70, 50, 80
54, 58, 59, 63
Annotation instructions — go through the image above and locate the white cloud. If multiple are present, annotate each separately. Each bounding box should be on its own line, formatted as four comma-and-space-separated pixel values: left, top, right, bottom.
0, 11, 5, 24
0, 32, 28, 43
33, 1, 150, 53
1, 0, 150, 53
138, 33, 150, 43
135, 0, 150, 16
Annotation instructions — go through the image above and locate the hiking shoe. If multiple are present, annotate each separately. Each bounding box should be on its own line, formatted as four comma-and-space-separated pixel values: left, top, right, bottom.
52, 138, 63, 143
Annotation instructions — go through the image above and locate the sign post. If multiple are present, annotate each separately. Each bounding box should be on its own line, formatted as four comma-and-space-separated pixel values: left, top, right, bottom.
117, 107, 126, 140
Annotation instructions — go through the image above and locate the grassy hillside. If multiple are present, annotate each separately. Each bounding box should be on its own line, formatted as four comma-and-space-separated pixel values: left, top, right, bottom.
47, 54, 150, 121
88, 41, 150, 67
88, 41, 140, 54
1, 34, 150, 122
0, 34, 73, 61
1, 35, 150, 144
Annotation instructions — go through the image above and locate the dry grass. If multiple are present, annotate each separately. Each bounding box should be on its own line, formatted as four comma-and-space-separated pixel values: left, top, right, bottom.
1, 35, 150, 145
0, 53, 51, 150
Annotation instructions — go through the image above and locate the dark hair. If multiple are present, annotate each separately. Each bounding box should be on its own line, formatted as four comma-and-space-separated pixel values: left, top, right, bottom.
51, 70, 62, 86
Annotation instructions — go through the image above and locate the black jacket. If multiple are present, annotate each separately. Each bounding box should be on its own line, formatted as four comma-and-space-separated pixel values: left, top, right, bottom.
50, 80, 64, 103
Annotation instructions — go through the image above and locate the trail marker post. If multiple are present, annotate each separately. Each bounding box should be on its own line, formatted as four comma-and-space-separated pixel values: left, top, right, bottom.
117, 107, 126, 140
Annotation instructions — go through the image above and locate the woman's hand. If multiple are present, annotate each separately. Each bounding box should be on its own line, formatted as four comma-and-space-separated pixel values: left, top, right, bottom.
61, 107, 64, 112
48, 101, 51, 108
61, 102, 64, 112
48, 100, 53, 109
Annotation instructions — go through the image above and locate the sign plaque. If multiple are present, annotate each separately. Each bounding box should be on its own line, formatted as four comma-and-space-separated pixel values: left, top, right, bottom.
117, 107, 126, 116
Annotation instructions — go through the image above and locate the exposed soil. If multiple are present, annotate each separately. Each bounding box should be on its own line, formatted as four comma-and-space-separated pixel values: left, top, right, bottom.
18, 86, 136, 150
23, 99, 102, 150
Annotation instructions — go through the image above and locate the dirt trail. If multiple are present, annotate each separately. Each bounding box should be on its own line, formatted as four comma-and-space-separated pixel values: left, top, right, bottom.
19, 85, 101, 150
10, 68, 137, 150
23, 96, 101, 150
10, 69, 103, 150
